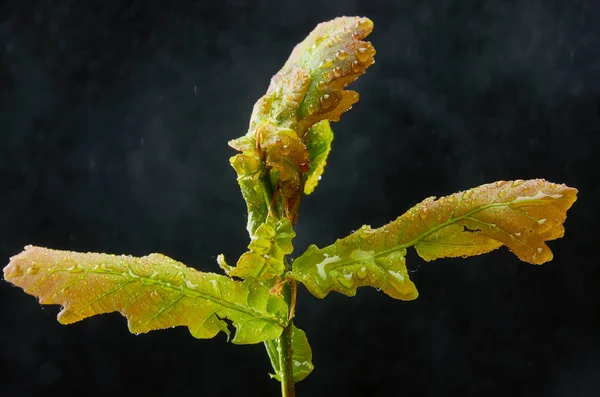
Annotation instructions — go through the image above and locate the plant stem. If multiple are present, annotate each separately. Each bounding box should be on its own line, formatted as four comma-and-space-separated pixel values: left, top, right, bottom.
278, 318, 296, 397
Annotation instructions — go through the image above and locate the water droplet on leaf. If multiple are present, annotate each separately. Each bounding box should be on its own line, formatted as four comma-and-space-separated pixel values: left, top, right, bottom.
356, 47, 370, 62
335, 49, 348, 60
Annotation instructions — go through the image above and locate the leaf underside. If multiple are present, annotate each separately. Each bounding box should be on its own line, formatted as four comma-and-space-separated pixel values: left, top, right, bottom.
4, 246, 288, 344
291, 179, 577, 300
265, 324, 314, 383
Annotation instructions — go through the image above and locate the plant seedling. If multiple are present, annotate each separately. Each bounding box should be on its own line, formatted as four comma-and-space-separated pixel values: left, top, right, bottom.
3, 17, 577, 396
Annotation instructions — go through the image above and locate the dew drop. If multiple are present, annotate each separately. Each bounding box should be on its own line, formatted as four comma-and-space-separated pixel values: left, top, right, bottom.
356, 47, 370, 62
351, 60, 361, 73
338, 272, 355, 289
357, 267, 368, 280
335, 49, 348, 60
27, 266, 40, 275
537, 218, 547, 225
67, 264, 84, 273
316, 80, 326, 91
185, 280, 198, 289
332, 66, 342, 78
319, 58, 334, 68
320, 93, 333, 108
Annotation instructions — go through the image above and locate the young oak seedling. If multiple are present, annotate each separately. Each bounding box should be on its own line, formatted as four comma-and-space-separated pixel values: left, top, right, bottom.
3, 17, 577, 396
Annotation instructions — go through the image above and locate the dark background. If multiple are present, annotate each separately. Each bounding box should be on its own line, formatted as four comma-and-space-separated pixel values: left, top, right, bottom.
1, 1, 598, 396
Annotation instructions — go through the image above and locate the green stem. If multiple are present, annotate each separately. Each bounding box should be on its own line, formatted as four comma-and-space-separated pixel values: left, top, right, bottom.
278, 316, 296, 397
259, 157, 296, 396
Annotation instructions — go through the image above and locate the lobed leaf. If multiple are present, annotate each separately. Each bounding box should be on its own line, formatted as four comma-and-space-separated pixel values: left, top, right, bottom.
225, 217, 296, 280
264, 324, 314, 383
278, 16, 376, 136
290, 179, 577, 300
304, 120, 334, 195
290, 230, 417, 300
4, 246, 289, 344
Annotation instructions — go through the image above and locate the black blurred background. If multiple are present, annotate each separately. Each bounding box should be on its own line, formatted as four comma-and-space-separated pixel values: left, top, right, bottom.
1, 1, 598, 396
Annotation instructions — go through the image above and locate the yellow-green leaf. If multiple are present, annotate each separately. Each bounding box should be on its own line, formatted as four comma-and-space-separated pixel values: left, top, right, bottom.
290, 179, 577, 300
264, 324, 314, 383
304, 120, 334, 195
226, 217, 295, 280
4, 246, 288, 344
290, 229, 417, 300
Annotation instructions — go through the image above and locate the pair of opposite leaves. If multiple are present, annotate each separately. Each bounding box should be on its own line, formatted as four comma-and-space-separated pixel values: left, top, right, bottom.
3, 16, 577, 383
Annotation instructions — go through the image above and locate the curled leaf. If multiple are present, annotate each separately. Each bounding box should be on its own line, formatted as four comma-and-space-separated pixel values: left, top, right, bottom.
4, 246, 288, 344
265, 324, 314, 383
304, 120, 334, 195
226, 217, 296, 280
230, 146, 270, 235
229, 17, 376, 225
290, 179, 577, 299
279, 16, 376, 135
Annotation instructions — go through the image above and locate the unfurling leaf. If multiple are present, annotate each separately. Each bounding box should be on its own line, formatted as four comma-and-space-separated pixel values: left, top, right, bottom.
290, 179, 577, 300
4, 246, 288, 344
265, 324, 314, 383
229, 147, 270, 236
304, 120, 334, 195
229, 17, 375, 225
226, 217, 296, 280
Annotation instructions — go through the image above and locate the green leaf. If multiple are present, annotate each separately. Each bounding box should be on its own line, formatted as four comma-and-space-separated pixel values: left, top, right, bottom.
229, 145, 270, 236
4, 246, 289, 344
290, 179, 577, 300
290, 230, 417, 300
226, 217, 296, 280
304, 120, 334, 195
264, 324, 314, 383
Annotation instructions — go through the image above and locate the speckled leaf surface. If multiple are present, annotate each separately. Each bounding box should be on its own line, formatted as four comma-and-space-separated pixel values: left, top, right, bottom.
3, 246, 288, 344
291, 179, 577, 300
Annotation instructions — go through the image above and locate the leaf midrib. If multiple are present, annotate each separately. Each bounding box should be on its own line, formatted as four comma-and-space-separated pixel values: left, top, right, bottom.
298, 196, 562, 271
48, 267, 287, 327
